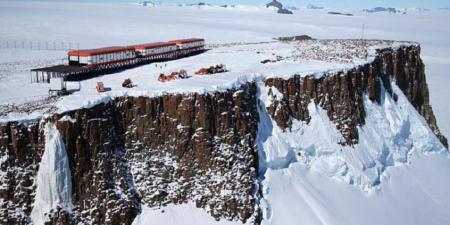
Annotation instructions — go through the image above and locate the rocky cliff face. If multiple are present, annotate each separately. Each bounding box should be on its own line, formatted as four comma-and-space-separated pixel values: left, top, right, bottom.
264, 46, 448, 147
0, 45, 447, 225
0, 122, 43, 224
120, 83, 260, 223
0, 83, 260, 225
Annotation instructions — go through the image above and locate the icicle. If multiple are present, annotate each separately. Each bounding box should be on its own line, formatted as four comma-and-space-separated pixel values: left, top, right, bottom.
31, 123, 72, 225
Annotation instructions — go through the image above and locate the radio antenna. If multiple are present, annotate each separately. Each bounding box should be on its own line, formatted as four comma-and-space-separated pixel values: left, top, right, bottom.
361, 24, 365, 40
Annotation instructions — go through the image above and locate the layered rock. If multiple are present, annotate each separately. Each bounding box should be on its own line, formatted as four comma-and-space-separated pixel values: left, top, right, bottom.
120, 83, 259, 222
0, 83, 260, 224
264, 45, 448, 147
0, 122, 43, 225
52, 106, 141, 225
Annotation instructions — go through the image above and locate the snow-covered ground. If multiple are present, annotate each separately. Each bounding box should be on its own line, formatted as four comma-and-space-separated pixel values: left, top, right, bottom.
1, 1, 450, 225
0, 1, 448, 137
261, 151, 450, 225
0, 38, 408, 123
258, 80, 450, 224
133, 204, 247, 225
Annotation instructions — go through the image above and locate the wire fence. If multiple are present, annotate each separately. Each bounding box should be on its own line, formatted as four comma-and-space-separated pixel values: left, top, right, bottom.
0, 40, 81, 51
0, 94, 59, 117
0, 94, 50, 105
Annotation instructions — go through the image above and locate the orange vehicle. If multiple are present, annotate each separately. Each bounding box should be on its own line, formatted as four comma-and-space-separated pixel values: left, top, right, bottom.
195, 68, 209, 75
195, 64, 227, 75
96, 82, 105, 92
122, 78, 134, 88
158, 70, 188, 83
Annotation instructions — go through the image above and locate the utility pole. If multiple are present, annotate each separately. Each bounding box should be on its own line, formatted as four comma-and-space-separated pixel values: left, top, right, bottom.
361, 24, 365, 40
361, 23, 368, 59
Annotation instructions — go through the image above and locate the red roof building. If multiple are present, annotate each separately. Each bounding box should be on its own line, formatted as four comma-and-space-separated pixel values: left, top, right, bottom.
68, 46, 134, 57
168, 38, 205, 45
128, 42, 177, 51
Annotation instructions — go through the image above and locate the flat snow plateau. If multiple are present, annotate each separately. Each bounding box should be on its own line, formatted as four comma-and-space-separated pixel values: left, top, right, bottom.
0, 1, 449, 137
0, 38, 408, 122
0, 2, 449, 225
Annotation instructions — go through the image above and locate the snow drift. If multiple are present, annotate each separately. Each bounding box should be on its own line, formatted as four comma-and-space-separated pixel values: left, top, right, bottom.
258, 80, 450, 225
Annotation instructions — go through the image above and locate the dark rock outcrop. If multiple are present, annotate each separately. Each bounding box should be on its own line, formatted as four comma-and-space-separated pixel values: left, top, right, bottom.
0, 83, 260, 224
277, 35, 313, 42
52, 104, 141, 225
266, 0, 293, 14
266, 0, 282, 9
277, 8, 293, 14
0, 122, 43, 225
119, 83, 260, 223
327, 11, 354, 16
264, 45, 448, 147
363, 7, 401, 14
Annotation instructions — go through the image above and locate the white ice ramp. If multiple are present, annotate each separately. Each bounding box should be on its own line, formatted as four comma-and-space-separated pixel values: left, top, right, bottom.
31, 123, 72, 225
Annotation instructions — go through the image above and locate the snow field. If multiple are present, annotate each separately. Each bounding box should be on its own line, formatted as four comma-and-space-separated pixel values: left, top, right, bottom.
133, 204, 251, 225
258, 80, 450, 225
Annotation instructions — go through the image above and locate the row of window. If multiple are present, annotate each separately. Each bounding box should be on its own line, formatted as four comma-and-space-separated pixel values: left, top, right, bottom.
180, 41, 204, 49
143, 52, 176, 60
139, 45, 177, 56
71, 51, 135, 64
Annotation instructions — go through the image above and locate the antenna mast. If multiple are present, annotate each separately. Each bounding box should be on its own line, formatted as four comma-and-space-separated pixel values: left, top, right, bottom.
361, 24, 365, 40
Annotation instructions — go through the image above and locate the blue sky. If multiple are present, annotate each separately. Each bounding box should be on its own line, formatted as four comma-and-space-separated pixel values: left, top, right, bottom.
10, 0, 450, 9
